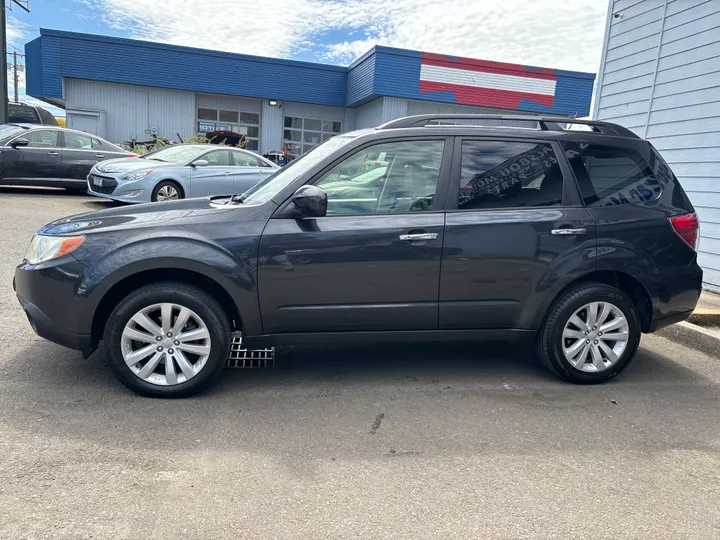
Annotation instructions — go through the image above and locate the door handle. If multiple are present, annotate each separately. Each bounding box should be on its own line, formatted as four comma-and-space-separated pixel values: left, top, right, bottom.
551, 228, 586, 235
94, 154, 105, 158
47, 151, 59, 157
399, 233, 438, 241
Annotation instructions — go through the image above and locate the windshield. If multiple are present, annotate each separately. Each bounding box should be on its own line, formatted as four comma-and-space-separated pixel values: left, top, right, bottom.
0, 124, 25, 141
241, 134, 362, 204
142, 145, 207, 164
8, 104, 39, 123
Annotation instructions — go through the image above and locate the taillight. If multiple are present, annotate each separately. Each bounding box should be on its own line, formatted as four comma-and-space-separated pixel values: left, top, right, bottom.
670, 213, 699, 250
127, 153, 138, 157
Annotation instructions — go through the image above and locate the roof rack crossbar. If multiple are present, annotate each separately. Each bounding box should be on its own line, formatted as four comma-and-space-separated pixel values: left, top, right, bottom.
377, 114, 640, 139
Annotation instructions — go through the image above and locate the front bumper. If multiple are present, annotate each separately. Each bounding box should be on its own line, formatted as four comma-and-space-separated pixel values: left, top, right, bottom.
14, 258, 99, 356
17, 293, 94, 355
86, 173, 149, 204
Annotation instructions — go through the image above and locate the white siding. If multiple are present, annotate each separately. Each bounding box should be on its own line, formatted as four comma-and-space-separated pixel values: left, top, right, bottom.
595, 0, 720, 289
354, 98, 384, 129
64, 78, 195, 144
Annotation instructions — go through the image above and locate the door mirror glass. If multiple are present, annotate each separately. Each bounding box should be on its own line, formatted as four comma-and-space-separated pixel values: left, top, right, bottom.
290, 185, 327, 218
11, 137, 29, 148
192, 159, 209, 167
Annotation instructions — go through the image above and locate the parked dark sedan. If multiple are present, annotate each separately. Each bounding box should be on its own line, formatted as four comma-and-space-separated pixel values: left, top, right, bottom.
0, 124, 133, 190
14, 114, 703, 398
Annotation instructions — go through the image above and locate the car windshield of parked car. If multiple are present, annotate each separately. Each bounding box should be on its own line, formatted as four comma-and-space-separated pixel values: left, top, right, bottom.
142, 145, 206, 164
0, 124, 26, 142
240, 133, 364, 205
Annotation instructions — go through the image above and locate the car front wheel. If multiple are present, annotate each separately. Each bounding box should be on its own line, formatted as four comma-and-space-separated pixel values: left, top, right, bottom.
536, 283, 641, 384
103, 282, 231, 397
152, 181, 183, 202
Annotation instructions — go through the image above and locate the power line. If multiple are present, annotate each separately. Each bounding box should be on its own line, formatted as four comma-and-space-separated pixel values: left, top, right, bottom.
1, 1, 31, 122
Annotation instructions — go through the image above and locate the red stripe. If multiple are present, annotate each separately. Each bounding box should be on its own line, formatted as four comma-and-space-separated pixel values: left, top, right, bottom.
419, 80, 555, 109
421, 52, 557, 81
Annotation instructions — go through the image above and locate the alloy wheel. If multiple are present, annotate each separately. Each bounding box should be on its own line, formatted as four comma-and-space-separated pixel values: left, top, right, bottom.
120, 303, 211, 386
561, 301, 629, 372
157, 185, 179, 201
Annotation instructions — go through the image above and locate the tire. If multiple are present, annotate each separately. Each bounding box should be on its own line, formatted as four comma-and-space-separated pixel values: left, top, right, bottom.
536, 283, 641, 384
151, 180, 183, 202
103, 282, 232, 398
64, 187, 87, 195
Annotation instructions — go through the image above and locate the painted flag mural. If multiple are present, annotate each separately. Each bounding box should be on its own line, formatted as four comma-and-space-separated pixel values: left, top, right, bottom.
419, 53, 558, 110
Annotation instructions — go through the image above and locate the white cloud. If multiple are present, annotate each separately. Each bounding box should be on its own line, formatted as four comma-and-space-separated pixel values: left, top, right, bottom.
81, 0, 606, 73
6, 16, 29, 47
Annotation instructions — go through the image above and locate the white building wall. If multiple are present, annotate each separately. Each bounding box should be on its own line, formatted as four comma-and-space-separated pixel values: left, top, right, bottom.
64, 78, 195, 144
594, 0, 720, 290
354, 98, 384, 129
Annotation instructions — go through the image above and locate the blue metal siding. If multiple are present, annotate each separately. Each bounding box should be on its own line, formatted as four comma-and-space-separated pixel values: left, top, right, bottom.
24, 37, 43, 98
32, 30, 347, 107
346, 53, 375, 106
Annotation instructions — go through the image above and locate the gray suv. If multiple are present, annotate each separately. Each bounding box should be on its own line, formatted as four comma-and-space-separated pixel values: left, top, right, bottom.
14, 114, 703, 397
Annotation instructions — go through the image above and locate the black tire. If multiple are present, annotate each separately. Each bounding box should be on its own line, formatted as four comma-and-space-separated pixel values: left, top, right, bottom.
536, 283, 641, 384
103, 282, 232, 398
151, 180, 183, 202
64, 187, 87, 195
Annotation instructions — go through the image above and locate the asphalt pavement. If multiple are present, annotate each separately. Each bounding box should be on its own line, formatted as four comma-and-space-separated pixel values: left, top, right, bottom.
1, 187, 720, 540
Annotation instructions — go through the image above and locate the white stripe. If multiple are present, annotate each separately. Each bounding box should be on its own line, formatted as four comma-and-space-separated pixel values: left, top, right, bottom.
420, 64, 557, 96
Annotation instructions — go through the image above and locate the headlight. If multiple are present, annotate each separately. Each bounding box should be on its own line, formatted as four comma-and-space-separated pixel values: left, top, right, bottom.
24, 235, 86, 265
120, 169, 153, 181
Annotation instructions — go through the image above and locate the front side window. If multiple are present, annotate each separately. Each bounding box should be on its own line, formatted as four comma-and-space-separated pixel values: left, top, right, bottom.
458, 140, 562, 209
22, 130, 58, 148
561, 142, 660, 207
202, 150, 231, 166
314, 140, 445, 215
64, 132, 92, 149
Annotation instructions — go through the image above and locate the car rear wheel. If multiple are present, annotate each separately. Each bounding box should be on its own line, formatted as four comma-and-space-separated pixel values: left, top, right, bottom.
103, 282, 231, 398
152, 181, 183, 202
536, 283, 641, 384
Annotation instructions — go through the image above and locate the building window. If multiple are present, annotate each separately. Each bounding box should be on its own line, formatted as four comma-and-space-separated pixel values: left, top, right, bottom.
196, 108, 260, 151
283, 116, 341, 155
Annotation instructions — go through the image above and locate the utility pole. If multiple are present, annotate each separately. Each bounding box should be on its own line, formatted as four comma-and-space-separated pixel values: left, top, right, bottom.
0, 1, 8, 124
12, 49, 17, 102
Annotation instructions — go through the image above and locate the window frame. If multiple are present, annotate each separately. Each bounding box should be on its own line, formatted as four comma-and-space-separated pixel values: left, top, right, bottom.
283, 116, 342, 156
444, 136, 582, 212
274, 135, 455, 218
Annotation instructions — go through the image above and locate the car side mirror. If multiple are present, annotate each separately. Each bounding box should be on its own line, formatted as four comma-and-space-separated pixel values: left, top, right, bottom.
289, 185, 327, 218
191, 159, 209, 167
12, 138, 29, 148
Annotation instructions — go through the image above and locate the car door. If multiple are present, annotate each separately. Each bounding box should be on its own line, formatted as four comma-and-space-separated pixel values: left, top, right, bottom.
60, 131, 103, 184
257, 137, 452, 334
231, 149, 273, 193
438, 137, 597, 330
2, 129, 63, 185
189, 149, 234, 197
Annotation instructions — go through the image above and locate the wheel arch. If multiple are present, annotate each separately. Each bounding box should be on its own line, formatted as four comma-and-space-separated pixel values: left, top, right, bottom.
152, 178, 185, 199
529, 270, 654, 333
90, 266, 243, 344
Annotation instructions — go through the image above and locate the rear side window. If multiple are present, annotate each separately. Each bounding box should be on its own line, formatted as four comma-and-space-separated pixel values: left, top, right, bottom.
561, 142, 660, 207
458, 140, 563, 209
8, 104, 39, 123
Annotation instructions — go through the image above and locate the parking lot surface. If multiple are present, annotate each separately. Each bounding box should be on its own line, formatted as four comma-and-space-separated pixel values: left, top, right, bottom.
1, 187, 720, 539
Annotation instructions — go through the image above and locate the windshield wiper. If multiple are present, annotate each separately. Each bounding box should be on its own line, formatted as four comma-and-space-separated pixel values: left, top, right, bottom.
229, 193, 246, 204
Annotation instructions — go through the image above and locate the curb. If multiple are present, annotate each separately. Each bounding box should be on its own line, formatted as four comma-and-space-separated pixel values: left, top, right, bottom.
688, 310, 720, 327
656, 321, 720, 357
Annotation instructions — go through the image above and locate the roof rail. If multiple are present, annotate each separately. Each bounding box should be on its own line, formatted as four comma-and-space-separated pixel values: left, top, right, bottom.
377, 114, 640, 139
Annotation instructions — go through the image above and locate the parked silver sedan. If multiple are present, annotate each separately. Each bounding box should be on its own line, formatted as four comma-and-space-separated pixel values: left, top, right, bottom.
86, 144, 279, 203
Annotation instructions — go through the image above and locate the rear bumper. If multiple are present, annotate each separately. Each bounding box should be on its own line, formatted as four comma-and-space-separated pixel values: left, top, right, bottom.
17, 294, 93, 354
647, 308, 693, 332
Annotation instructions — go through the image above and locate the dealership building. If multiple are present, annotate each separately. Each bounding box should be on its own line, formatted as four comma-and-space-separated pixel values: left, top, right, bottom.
25, 29, 594, 154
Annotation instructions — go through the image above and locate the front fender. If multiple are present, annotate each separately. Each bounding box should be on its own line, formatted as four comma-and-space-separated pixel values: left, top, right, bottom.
77, 236, 261, 336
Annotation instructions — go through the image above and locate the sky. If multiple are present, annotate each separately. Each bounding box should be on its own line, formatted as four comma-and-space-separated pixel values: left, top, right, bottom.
6, 0, 608, 117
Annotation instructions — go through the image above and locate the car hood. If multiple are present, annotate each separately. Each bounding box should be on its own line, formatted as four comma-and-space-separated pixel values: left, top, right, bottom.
94, 157, 179, 174
39, 196, 261, 236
